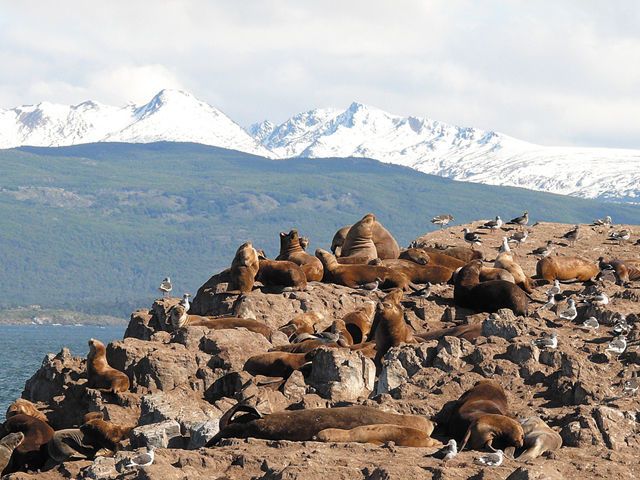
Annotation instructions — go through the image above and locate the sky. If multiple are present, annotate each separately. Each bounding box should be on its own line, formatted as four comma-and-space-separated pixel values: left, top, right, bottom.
1, 0, 639, 148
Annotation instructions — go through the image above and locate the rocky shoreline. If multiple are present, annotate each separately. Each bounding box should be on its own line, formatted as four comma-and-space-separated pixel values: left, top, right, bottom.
2, 220, 639, 479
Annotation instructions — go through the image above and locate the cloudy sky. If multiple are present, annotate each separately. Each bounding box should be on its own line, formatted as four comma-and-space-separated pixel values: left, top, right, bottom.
1, 1, 639, 148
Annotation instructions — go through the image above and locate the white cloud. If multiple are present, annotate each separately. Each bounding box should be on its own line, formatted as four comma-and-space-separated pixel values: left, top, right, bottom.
0, 0, 639, 148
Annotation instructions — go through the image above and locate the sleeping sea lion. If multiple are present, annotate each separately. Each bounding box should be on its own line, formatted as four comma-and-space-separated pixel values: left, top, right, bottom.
536, 256, 598, 283
494, 252, 534, 293
257, 256, 307, 291
175, 315, 274, 340
315, 424, 440, 447
400, 248, 466, 270
381, 258, 454, 284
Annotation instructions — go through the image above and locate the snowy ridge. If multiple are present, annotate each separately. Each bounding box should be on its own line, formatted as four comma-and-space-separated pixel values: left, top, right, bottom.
0, 90, 272, 157
254, 102, 640, 201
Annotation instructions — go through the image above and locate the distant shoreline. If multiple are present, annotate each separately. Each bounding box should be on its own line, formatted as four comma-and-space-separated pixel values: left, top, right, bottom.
0, 306, 126, 326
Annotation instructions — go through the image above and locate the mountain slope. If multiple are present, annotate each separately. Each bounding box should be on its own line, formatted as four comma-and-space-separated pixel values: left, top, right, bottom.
0, 90, 271, 157
254, 102, 640, 201
0, 142, 638, 315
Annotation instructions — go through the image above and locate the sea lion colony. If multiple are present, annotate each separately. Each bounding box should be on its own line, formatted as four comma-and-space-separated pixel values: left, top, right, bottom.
1, 212, 639, 479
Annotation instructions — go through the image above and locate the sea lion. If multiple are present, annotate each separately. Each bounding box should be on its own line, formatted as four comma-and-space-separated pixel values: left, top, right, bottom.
494, 252, 534, 293
229, 241, 260, 293
87, 339, 130, 393
175, 315, 274, 340
47, 429, 99, 463
2, 414, 54, 473
316, 249, 411, 290
257, 256, 307, 291
349, 341, 377, 359
325, 319, 354, 346
244, 352, 311, 378
331, 225, 352, 257
371, 220, 400, 260
381, 259, 454, 284
6, 399, 48, 424
400, 248, 466, 270
79, 414, 133, 453
422, 245, 483, 263
206, 404, 435, 445
479, 266, 516, 283
276, 230, 324, 282
0, 433, 24, 473
449, 380, 523, 452
342, 302, 376, 344
340, 214, 379, 263
374, 289, 416, 367
511, 416, 562, 462
279, 312, 325, 338
599, 258, 640, 285
454, 260, 528, 316
536, 256, 598, 283
415, 323, 482, 342
271, 339, 341, 354
315, 424, 440, 447
299, 236, 309, 251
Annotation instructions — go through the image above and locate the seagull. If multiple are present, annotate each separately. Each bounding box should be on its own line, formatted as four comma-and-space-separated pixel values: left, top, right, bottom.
609, 229, 631, 244
546, 279, 561, 297
581, 291, 609, 307
612, 316, 630, 336
532, 332, 558, 349
433, 439, 458, 461
125, 446, 155, 468
358, 279, 380, 291
537, 293, 559, 312
158, 277, 172, 297
431, 214, 454, 228
592, 216, 612, 226
562, 225, 580, 246
581, 317, 600, 331
623, 376, 638, 395
474, 449, 503, 466
482, 216, 503, 231
507, 230, 528, 247
410, 282, 432, 298
557, 299, 577, 321
531, 240, 554, 258
499, 237, 511, 253
606, 335, 627, 355
507, 211, 529, 229
462, 228, 482, 249
179, 293, 191, 312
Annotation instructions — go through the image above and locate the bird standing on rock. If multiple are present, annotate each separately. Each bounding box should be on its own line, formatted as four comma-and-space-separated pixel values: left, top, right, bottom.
125, 446, 155, 468
606, 335, 627, 355
581, 317, 600, 331
582, 291, 609, 307
431, 214, 454, 228
612, 316, 630, 336
531, 240, 554, 258
609, 229, 631, 244
508, 230, 528, 247
158, 277, 172, 297
546, 279, 561, 297
474, 450, 503, 466
462, 228, 482, 249
434, 439, 458, 461
507, 211, 529, 229
179, 293, 191, 312
592, 216, 612, 226
557, 299, 577, 321
482, 216, 503, 231
562, 225, 580, 246
532, 332, 558, 349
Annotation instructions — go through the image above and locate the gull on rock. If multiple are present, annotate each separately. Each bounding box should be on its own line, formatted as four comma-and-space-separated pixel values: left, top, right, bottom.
508, 230, 528, 247
612, 317, 630, 336
462, 228, 482, 249
179, 293, 191, 312
606, 335, 627, 355
623, 375, 638, 395
431, 214, 454, 228
581, 317, 600, 331
592, 216, 612, 226
582, 291, 609, 307
436, 439, 458, 461
482, 216, 503, 231
546, 280, 561, 297
507, 211, 529, 228
158, 277, 172, 297
609, 229, 631, 244
562, 225, 580, 246
532, 332, 558, 349
126, 447, 155, 468
531, 240, 554, 258
557, 299, 577, 321
474, 449, 503, 467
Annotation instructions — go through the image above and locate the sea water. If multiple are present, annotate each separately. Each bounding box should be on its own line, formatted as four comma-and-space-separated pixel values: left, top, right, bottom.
0, 324, 125, 415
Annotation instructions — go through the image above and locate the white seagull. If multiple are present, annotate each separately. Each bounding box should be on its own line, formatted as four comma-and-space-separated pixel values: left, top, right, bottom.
612, 317, 630, 336
431, 214, 454, 228
474, 449, 503, 466
593, 216, 612, 226
557, 299, 577, 321
537, 293, 558, 312
582, 291, 609, 307
546, 280, 561, 297
179, 293, 191, 312
125, 446, 155, 468
606, 335, 627, 355
158, 277, 172, 297
581, 317, 600, 331
532, 332, 558, 349
441, 439, 458, 461
623, 376, 638, 395
508, 230, 528, 247
462, 228, 482, 249
482, 216, 503, 231
499, 237, 511, 253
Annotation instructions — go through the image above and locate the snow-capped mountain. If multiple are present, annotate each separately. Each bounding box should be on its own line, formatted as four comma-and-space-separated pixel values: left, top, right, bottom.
0, 90, 272, 157
253, 102, 640, 201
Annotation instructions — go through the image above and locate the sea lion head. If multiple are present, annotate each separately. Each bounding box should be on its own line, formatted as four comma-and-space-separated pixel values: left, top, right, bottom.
504, 419, 525, 448
382, 288, 403, 307
0, 432, 24, 450
6, 399, 48, 423
402, 248, 429, 265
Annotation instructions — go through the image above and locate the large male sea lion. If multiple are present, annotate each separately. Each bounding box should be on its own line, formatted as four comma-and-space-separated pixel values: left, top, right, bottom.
229, 241, 260, 293
87, 339, 130, 393
454, 260, 528, 316
536, 256, 598, 283
331, 225, 352, 257
79, 413, 133, 453
374, 289, 416, 367
174, 315, 274, 340
342, 302, 376, 344
316, 249, 411, 290
422, 245, 483, 263
381, 259, 454, 284
257, 256, 307, 291
244, 351, 312, 378
315, 424, 440, 447
371, 220, 401, 260
6, 399, 47, 424
206, 404, 435, 445
400, 248, 466, 270
494, 252, 534, 293
340, 214, 379, 263
449, 380, 524, 452
0, 433, 24, 474
1, 414, 54, 473
276, 230, 324, 282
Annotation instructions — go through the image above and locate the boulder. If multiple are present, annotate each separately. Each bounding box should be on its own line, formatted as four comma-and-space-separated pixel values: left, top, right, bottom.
307, 348, 375, 402
131, 419, 183, 449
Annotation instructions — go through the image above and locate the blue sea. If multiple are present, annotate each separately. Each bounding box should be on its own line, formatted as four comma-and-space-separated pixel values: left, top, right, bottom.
0, 324, 125, 416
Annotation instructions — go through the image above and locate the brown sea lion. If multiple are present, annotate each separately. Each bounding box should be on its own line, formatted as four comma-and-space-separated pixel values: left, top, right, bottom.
206, 404, 435, 445
599, 258, 640, 285
461, 413, 525, 451
315, 424, 440, 447
276, 230, 324, 282
299, 236, 310, 251
6, 399, 47, 424
423, 246, 483, 263
381, 258, 454, 284
479, 266, 515, 283
342, 302, 376, 344
279, 312, 325, 338
331, 225, 352, 257
415, 323, 482, 342
271, 339, 341, 354
374, 289, 416, 367
494, 252, 534, 293
536, 256, 598, 283
2, 414, 54, 473
371, 220, 400, 260
47, 429, 98, 463
257, 256, 307, 291
229, 241, 260, 293
511, 416, 562, 462
454, 260, 528, 316
316, 249, 411, 290
176, 315, 274, 340
400, 248, 466, 270
244, 352, 312, 378
80, 414, 133, 453
0, 433, 24, 473
325, 319, 354, 346
340, 214, 379, 263
87, 339, 130, 393
349, 341, 377, 359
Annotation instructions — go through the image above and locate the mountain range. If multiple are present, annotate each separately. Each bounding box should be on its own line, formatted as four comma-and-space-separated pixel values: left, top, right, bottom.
1, 89, 639, 202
